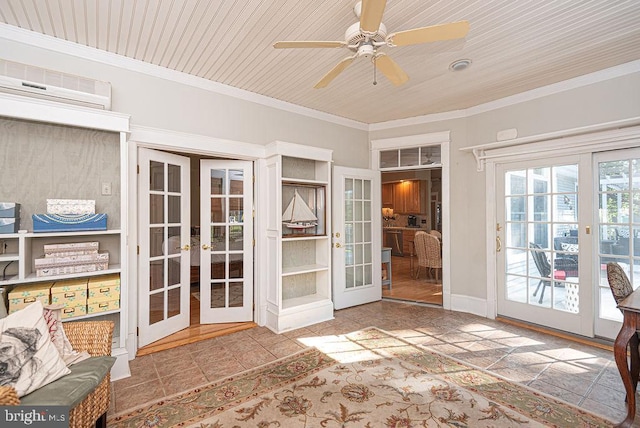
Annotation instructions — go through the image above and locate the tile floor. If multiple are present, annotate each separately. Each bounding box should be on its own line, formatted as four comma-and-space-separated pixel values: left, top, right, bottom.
109, 300, 633, 425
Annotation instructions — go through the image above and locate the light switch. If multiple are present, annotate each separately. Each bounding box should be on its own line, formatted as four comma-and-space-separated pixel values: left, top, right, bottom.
101, 182, 112, 196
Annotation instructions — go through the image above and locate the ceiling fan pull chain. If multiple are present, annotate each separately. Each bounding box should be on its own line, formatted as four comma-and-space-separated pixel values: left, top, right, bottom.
373, 56, 377, 86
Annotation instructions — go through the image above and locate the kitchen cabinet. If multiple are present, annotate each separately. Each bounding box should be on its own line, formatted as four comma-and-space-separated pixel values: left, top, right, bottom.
403, 229, 416, 256
382, 183, 394, 207
392, 180, 422, 214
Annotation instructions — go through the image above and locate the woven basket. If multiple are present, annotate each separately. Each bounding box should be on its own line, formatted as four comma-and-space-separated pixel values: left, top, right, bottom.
0, 320, 114, 428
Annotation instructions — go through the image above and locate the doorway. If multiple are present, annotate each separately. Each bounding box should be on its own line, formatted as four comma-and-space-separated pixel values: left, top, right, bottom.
381, 168, 443, 305
137, 148, 255, 353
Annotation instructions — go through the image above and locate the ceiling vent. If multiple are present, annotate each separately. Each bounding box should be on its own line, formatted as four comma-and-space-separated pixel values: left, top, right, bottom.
0, 59, 111, 110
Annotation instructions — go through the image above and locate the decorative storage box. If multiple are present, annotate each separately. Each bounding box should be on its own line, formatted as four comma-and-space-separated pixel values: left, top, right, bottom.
46, 199, 95, 215
0, 202, 20, 218
35, 252, 109, 277
0, 218, 19, 234
8, 282, 52, 313
44, 241, 100, 258
60, 302, 87, 319
87, 299, 120, 314
87, 274, 120, 302
51, 278, 88, 305
32, 213, 107, 233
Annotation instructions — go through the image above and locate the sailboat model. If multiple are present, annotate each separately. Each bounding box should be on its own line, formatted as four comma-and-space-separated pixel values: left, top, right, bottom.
282, 189, 317, 230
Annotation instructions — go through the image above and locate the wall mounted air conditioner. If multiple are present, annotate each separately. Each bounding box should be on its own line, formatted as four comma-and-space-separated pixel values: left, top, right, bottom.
0, 59, 111, 110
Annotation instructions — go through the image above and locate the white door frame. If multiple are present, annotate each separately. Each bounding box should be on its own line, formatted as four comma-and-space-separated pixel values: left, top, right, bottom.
370, 132, 452, 309
127, 126, 266, 355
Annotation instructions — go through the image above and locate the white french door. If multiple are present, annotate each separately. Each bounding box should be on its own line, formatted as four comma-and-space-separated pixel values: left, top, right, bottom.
199, 160, 253, 323
332, 166, 382, 310
496, 155, 594, 336
138, 148, 191, 346
594, 149, 640, 339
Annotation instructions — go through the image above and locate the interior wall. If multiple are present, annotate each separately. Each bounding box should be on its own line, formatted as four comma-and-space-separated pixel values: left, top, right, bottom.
370, 72, 640, 302
0, 117, 121, 232
0, 37, 370, 169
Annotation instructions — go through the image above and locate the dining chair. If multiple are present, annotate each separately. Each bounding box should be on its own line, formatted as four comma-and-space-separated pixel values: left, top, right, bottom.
529, 242, 554, 304
607, 262, 633, 311
414, 231, 442, 281
429, 230, 442, 240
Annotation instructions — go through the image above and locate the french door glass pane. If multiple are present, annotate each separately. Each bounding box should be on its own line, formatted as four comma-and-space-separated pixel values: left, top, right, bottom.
168, 164, 181, 192
150, 161, 164, 191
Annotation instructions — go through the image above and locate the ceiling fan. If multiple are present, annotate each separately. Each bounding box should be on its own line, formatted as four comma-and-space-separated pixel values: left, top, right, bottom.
273, 0, 470, 89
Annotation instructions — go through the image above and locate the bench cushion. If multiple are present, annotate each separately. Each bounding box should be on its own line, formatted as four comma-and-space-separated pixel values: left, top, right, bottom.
20, 356, 115, 409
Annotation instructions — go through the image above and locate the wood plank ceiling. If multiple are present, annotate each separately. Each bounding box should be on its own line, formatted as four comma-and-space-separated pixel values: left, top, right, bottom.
1, 0, 639, 124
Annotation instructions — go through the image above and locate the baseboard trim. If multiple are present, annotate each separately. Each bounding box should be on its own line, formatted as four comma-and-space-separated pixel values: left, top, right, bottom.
450, 294, 488, 318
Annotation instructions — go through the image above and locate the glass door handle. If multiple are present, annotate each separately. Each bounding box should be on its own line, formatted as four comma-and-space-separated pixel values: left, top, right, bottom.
496, 236, 502, 253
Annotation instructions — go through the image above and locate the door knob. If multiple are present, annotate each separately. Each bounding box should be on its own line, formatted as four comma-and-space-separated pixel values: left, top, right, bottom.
180, 244, 190, 251
202, 244, 211, 250
335, 243, 342, 248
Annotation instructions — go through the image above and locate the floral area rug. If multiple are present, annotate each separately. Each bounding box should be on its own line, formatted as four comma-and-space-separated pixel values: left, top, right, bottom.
108, 327, 613, 427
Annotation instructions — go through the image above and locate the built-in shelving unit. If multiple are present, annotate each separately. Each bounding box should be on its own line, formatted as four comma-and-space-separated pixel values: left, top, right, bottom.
0, 92, 131, 380
264, 141, 333, 333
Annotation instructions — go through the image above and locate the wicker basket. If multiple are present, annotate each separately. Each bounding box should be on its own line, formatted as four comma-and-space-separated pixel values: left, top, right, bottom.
0, 320, 114, 428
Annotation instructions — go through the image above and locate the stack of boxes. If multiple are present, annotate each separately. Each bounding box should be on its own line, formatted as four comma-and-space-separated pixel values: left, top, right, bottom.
8, 273, 120, 318
87, 274, 121, 314
51, 278, 88, 318
0, 202, 20, 233
34, 242, 109, 277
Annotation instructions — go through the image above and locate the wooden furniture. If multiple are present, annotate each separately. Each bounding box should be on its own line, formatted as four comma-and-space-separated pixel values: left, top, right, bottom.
392, 180, 422, 214
381, 247, 392, 289
382, 183, 394, 207
264, 142, 333, 333
0, 321, 115, 428
403, 229, 416, 256
614, 287, 640, 427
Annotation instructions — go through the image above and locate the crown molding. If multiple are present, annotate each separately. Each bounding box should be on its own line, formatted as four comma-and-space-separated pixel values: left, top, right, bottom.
370, 59, 640, 131
0, 24, 369, 132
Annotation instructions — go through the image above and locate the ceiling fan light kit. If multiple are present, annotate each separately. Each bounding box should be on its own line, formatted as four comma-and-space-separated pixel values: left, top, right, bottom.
273, 0, 470, 88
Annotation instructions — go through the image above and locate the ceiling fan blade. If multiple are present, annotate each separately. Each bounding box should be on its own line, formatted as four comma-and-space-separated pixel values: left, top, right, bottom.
273, 41, 346, 49
374, 54, 409, 86
387, 20, 470, 47
314, 56, 356, 89
360, 0, 387, 33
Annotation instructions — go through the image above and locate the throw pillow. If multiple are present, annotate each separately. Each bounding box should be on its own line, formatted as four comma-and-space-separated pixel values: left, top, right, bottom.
561, 242, 579, 252
0, 301, 71, 397
43, 304, 90, 366
618, 228, 631, 238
